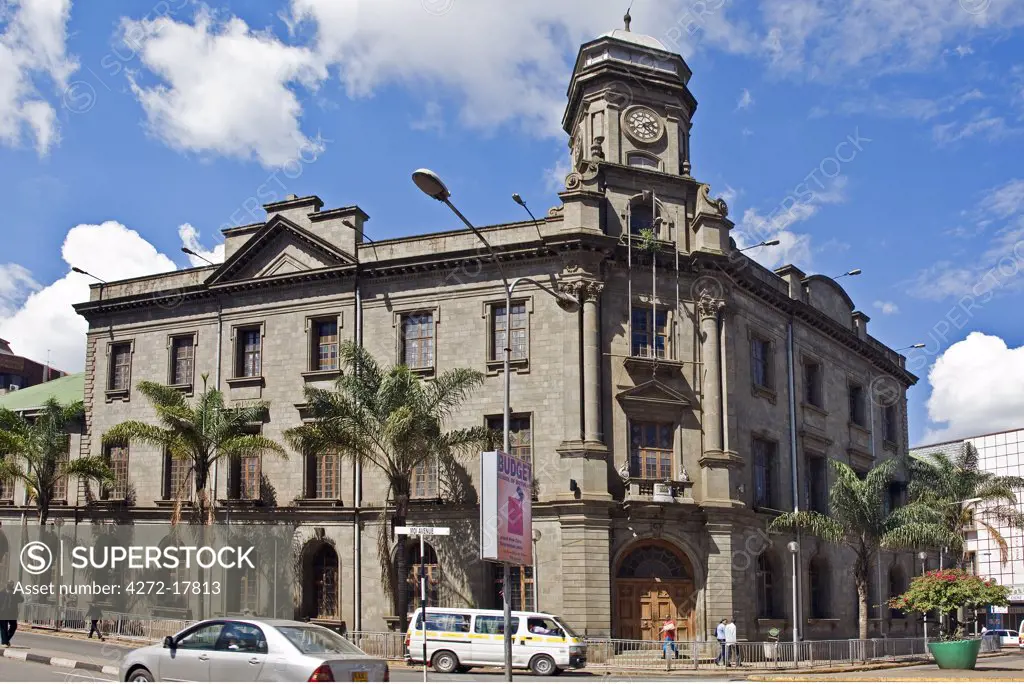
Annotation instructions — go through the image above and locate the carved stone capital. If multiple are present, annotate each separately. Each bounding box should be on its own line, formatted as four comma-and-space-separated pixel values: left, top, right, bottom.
582, 281, 605, 303
697, 291, 725, 319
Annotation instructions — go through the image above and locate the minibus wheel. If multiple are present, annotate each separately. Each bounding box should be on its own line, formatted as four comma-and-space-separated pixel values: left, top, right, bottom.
432, 650, 460, 674
530, 654, 557, 676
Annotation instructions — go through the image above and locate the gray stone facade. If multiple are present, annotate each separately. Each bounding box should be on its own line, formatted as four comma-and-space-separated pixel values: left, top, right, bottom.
1, 25, 920, 641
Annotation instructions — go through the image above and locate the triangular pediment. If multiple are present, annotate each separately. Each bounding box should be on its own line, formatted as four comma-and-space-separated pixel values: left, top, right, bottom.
616, 379, 691, 408
206, 215, 355, 286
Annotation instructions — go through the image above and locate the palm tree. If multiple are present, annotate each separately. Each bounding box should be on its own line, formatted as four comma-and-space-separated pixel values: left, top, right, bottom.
0, 399, 113, 524
909, 442, 1024, 566
285, 341, 490, 631
102, 376, 286, 524
770, 459, 945, 640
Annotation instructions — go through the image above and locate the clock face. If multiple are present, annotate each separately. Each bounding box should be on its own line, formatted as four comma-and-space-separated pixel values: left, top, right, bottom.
625, 107, 661, 142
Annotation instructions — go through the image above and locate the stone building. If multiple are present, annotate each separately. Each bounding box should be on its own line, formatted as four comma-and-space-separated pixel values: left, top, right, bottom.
1, 23, 919, 640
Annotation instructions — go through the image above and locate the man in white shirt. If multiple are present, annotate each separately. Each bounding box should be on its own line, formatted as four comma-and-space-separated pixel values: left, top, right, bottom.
714, 619, 728, 665
724, 617, 740, 667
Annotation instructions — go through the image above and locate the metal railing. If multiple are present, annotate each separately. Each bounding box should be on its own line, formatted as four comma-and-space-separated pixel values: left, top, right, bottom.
21, 603, 196, 644
348, 631, 407, 660
583, 637, 934, 671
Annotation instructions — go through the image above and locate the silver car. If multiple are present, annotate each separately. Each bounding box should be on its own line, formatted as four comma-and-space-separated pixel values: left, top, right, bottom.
121, 618, 389, 682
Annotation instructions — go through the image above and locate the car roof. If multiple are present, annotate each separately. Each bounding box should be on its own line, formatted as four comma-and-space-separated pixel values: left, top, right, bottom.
410, 608, 560, 619
194, 618, 324, 629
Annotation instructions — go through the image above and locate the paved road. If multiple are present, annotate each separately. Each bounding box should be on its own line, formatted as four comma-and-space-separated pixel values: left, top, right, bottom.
10, 632, 133, 667
0, 658, 116, 682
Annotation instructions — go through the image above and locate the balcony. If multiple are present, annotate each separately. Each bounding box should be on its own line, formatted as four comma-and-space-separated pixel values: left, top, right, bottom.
623, 477, 694, 505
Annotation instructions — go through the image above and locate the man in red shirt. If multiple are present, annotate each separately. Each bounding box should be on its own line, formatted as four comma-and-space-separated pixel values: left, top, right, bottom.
660, 617, 678, 659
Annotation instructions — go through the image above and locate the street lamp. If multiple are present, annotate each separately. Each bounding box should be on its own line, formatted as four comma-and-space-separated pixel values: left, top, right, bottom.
413, 168, 579, 682
739, 238, 781, 252
919, 551, 928, 641
895, 343, 925, 352
181, 246, 216, 266
787, 540, 800, 664
71, 266, 106, 283
834, 268, 862, 280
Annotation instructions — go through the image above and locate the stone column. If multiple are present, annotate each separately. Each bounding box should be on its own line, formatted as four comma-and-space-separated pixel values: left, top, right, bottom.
559, 507, 612, 637
699, 292, 724, 454
582, 281, 604, 444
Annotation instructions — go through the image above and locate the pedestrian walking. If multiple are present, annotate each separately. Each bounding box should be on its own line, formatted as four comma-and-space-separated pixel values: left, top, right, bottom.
714, 618, 728, 665
725, 617, 740, 667
0, 581, 24, 646
660, 616, 678, 659
87, 602, 105, 641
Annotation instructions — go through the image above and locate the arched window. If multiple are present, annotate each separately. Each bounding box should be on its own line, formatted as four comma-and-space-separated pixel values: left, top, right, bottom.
808, 556, 831, 619
406, 542, 440, 608
889, 565, 907, 618
627, 152, 661, 170
302, 542, 339, 620
617, 544, 691, 580
756, 553, 778, 618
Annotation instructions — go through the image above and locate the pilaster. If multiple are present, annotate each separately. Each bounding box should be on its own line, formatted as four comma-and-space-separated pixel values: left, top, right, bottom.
558, 504, 612, 637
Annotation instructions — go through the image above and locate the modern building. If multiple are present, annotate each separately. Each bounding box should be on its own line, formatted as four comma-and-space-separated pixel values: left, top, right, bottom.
0, 20, 919, 640
911, 428, 1024, 631
0, 338, 66, 395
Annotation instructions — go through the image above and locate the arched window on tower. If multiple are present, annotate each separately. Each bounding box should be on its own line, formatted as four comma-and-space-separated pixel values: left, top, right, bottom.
628, 199, 662, 237
627, 152, 661, 171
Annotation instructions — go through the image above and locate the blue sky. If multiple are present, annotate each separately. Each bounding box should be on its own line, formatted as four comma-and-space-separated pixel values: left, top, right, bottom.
1, 0, 1023, 445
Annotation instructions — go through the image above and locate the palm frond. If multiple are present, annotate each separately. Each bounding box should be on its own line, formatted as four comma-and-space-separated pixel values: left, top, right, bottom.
770, 510, 845, 543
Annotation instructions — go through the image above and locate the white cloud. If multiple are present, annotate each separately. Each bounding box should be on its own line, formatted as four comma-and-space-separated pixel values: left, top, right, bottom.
0, 222, 177, 372
732, 176, 848, 269
0, 0, 77, 154
736, 88, 754, 110
873, 300, 899, 315
410, 101, 444, 134
0, 263, 40, 317
123, 8, 328, 168
178, 223, 224, 267
741, 127, 754, 137
932, 109, 1022, 146
924, 333, 1024, 443
952, 44, 973, 58
719, 184, 739, 206
835, 89, 984, 121
981, 179, 1024, 219
544, 156, 571, 194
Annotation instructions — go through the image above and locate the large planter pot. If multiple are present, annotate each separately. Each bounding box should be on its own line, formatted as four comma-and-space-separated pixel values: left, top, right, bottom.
928, 639, 982, 670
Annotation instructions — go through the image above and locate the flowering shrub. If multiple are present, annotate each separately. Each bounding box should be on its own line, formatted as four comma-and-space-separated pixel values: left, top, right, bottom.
890, 569, 1010, 640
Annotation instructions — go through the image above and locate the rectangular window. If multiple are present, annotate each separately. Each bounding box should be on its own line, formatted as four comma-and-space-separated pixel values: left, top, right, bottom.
808, 455, 828, 513
751, 336, 772, 389
104, 445, 129, 500
486, 416, 532, 462
803, 359, 822, 408
0, 463, 13, 500
753, 438, 777, 509
885, 481, 907, 516
631, 307, 668, 359
165, 451, 193, 501
314, 320, 339, 371
109, 343, 131, 391
629, 421, 673, 479
849, 383, 866, 426
314, 451, 340, 500
492, 302, 528, 362
236, 328, 262, 378
53, 452, 68, 502
496, 566, 535, 612
411, 458, 439, 499
401, 312, 434, 369
170, 336, 195, 386
420, 613, 471, 633
882, 405, 898, 443
231, 454, 261, 500
473, 615, 520, 636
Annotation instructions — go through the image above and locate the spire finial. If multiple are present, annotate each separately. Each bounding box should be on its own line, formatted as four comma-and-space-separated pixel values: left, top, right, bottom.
623, 8, 632, 31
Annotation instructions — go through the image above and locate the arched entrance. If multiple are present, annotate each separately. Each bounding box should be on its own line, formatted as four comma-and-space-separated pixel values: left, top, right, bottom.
301, 541, 339, 621
614, 542, 696, 642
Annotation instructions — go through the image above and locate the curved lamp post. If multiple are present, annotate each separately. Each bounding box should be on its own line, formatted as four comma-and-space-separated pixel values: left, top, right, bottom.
412, 168, 578, 682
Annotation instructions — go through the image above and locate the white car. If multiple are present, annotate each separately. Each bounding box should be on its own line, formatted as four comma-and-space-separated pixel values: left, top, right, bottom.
121, 618, 389, 682
984, 628, 1018, 647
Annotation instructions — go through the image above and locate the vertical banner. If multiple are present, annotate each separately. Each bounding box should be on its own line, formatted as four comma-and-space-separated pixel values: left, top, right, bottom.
480, 451, 533, 565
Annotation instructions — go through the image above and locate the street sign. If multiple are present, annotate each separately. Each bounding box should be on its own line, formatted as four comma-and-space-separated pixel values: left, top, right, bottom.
395, 526, 450, 536
990, 605, 1009, 614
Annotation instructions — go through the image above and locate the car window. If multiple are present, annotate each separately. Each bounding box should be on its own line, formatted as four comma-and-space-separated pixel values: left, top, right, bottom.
552, 617, 580, 638
415, 612, 471, 633
277, 625, 364, 656
216, 622, 267, 654
526, 618, 562, 636
473, 615, 520, 635
176, 623, 225, 650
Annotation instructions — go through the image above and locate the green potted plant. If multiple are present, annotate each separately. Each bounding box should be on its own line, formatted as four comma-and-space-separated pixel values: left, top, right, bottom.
889, 568, 1010, 669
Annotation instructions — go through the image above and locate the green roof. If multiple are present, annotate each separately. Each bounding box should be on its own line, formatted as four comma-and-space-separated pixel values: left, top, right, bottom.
0, 373, 85, 413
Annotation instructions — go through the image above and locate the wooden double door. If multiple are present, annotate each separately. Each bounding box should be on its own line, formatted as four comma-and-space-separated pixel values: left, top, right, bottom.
615, 579, 696, 642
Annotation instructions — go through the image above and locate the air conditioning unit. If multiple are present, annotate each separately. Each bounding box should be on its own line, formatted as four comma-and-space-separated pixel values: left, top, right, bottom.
8, 384, 20, 392
652, 483, 674, 502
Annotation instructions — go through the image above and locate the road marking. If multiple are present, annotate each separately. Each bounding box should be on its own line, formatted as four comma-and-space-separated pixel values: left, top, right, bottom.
61, 672, 115, 681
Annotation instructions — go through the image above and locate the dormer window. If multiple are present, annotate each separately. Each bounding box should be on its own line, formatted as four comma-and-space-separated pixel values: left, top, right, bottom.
627, 152, 661, 170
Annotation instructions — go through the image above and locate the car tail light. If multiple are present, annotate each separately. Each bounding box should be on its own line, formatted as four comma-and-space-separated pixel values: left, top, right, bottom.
308, 664, 334, 682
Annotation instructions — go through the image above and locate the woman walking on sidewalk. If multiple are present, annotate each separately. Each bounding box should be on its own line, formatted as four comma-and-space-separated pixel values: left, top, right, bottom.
660, 617, 678, 659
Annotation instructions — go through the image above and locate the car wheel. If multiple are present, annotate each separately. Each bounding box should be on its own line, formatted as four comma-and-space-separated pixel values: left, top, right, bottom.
126, 667, 154, 682
530, 654, 557, 676
432, 650, 460, 674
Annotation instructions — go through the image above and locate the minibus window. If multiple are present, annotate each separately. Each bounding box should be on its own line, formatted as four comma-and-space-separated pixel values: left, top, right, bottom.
552, 618, 580, 638
474, 615, 521, 635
